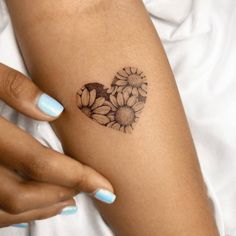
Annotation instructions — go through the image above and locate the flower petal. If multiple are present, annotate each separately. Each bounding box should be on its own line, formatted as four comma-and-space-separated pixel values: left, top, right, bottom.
124, 67, 132, 75
120, 126, 125, 132
130, 67, 137, 74
110, 95, 118, 107
115, 80, 128, 86
91, 97, 105, 110
132, 102, 144, 112
77, 89, 83, 96
112, 86, 118, 95
107, 121, 116, 127
138, 88, 147, 97
127, 96, 137, 107
118, 69, 129, 78
104, 101, 117, 111
131, 122, 137, 129
141, 84, 147, 92
81, 88, 90, 106
135, 110, 142, 118
93, 106, 111, 115
89, 89, 96, 107
136, 69, 143, 75
117, 92, 124, 106
115, 74, 127, 80
125, 125, 132, 133
141, 75, 146, 79
76, 94, 82, 108
132, 87, 139, 97
92, 114, 110, 125
112, 123, 120, 130
117, 86, 125, 92
107, 113, 115, 121
107, 87, 114, 93
123, 91, 129, 104
123, 86, 132, 95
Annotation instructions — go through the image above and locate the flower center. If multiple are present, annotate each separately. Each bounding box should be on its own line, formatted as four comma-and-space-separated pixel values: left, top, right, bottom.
127, 75, 142, 87
115, 106, 135, 126
81, 107, 92, 117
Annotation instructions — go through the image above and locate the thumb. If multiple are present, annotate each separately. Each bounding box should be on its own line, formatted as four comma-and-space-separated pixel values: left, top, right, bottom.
0, 63, 63, 121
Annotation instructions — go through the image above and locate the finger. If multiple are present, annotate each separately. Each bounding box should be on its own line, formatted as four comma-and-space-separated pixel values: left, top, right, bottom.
0, 63, 63, 121
0, 117, 116, 204
0, 165, 77, 214
0, 198, 76, 228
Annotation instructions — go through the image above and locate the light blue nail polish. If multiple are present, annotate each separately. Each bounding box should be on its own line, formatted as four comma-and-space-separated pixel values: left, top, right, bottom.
12, 223, 28, 228
94, 189, 116, 204
37, 93, 64, 117
60, 206, 78, 215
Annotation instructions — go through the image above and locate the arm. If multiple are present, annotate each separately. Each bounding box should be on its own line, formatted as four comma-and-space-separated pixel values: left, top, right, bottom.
6, 0, 219, 235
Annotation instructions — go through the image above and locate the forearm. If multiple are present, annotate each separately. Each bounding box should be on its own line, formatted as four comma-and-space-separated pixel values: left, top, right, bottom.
6, 0, 219, 235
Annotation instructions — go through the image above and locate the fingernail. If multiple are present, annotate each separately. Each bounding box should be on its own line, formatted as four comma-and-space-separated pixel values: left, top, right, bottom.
60, 206, 78, 215
12, 223, 28, 228
37, 93, 64, 117
93, 189, 116, 204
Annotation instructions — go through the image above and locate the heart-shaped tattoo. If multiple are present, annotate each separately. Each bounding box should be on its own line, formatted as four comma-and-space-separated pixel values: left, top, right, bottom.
76, 67, 147, 133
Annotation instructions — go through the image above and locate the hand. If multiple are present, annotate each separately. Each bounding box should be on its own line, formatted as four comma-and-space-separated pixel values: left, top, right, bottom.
0, 63, 116, 228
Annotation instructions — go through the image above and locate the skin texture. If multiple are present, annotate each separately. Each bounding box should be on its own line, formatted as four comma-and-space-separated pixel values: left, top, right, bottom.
0, 64, 113, 227
6, 0, 220, 235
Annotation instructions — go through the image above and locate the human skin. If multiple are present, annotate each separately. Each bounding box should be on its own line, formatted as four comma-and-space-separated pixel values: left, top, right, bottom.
0, 64, 114, 227
6, 0, 220, 235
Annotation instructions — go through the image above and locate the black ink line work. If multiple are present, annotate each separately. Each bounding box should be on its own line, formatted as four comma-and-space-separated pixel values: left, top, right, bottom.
76, 67, 147, 133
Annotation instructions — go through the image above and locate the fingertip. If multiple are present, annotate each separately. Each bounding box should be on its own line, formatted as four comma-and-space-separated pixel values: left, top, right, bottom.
36, 93, 64, 118
59, 198, 78, 215
80, 166, 116, 204
59, 206, 78, 215
93, 188, 117, 204
11, 223, 28, 228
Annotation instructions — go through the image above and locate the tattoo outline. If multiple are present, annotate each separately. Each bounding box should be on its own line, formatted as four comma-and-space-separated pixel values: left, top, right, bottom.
76, 67, 147, 133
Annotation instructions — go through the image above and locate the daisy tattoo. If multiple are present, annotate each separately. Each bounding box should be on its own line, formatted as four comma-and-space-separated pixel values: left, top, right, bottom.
76, 67, 147, 133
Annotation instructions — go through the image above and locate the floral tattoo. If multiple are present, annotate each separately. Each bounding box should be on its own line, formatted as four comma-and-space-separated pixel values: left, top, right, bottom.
76, 67, 147, 133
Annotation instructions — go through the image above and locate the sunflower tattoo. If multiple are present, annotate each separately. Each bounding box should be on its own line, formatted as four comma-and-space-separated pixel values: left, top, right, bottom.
76, 67, 147, 133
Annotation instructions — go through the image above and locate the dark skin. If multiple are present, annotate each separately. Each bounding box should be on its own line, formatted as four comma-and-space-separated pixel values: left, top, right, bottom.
0, 63, 114, 227
5, 0, 219, 235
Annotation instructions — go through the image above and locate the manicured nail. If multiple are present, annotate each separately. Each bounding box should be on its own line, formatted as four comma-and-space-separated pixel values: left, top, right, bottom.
60, 206, 78, 215
37, 93, 64, 117
12, 223, 28, 228
93, 189, 116, 204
